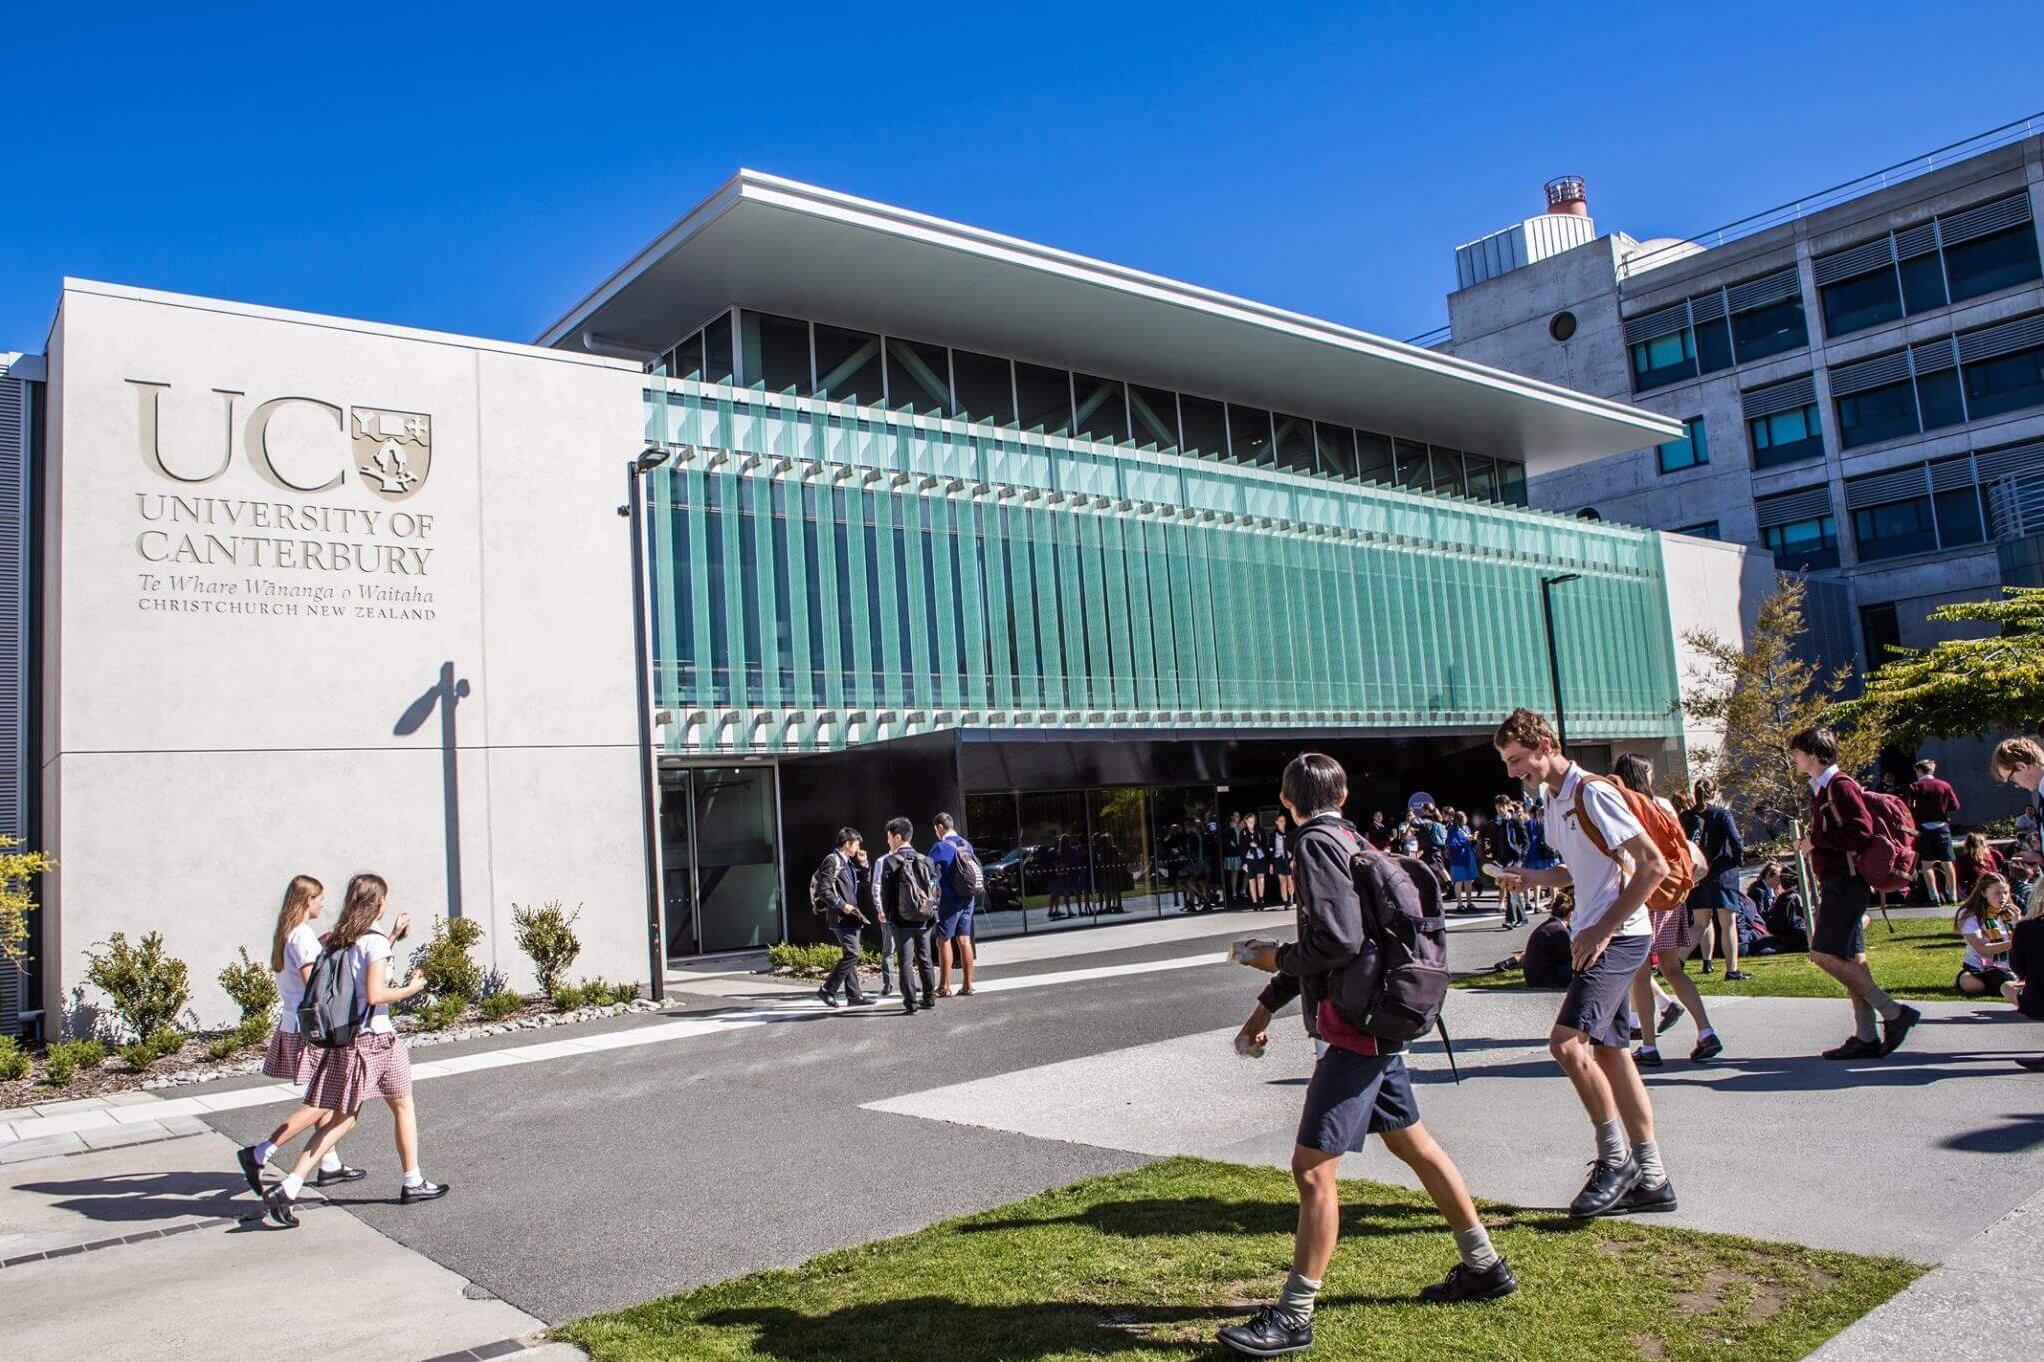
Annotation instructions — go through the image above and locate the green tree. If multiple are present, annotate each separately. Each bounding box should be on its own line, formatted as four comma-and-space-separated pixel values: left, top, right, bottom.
1834, 587, 2044, 747
1679, 574, 1884, 829
0, 836, 54, 969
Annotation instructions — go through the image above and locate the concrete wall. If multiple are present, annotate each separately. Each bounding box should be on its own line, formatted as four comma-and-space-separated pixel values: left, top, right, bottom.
1657, 531, 1776, 778
41, 282, 650, 1030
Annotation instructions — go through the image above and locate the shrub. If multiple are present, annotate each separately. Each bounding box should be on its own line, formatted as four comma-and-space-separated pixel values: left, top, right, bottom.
205, 1033, 240, 1061
43, 1038, 107, 1086
480, 991, 524, 1021
551, 983, 584, 1011
512, 901, 583, 997
206, 1013, 273, 1062
119, 1039, 158, 1072
0, 1034, 28, 1081
0, 836, 54, 970
218, 947, 279, 1024
83, 932, 191, 1041
411, 916, 485, 1004
768, 942, 844, 978
415, 995, 467, 1031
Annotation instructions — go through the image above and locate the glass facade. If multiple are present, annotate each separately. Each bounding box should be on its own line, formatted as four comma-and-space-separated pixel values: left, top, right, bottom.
641, 378, 1683, 754
660, 309, 1524, 500
1815, 196, 2042, 340
1626, 268, 1809, 393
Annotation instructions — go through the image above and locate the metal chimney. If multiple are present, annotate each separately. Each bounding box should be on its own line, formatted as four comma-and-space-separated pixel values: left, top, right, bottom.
1544, 175, 1589, 217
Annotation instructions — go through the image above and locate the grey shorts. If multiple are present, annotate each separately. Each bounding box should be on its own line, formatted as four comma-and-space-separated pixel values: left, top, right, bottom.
1555, 933, 1651, 1049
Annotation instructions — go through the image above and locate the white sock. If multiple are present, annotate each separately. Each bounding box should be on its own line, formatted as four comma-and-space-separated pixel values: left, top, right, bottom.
1595, 1118, 1628, 1166
1635, 1139, 1667, 1189
402, 1168, 424, 1188
1454, 1224, 1501, 1271
319, 1150, 343, 1173
252, 1139, 276, 1164
280, 1172, 304, 1199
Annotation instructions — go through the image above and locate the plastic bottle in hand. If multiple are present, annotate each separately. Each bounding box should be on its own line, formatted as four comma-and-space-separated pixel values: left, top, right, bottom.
1233, 1032, 1266, 1059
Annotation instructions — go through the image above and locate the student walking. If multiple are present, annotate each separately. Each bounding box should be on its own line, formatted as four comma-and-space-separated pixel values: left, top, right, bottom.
1223, 752, 1513, 1356
1908, 759, 1962, 906
870, 817, 939, 1014
1493, 709, 1680, 1218
1689, 779, 1751, 981
261, 873, 448, 1227
1446, 812, 1481, 911
1223, 811, 1246, 905
929, 812, 979, 996
1791, 726, 1922, 1060
1242, 811, 1268, 909
234, 875, 360, 1198
1270, 813, 1295, 911
1610, 757, 1723, 1066
812, 828, 879, 1009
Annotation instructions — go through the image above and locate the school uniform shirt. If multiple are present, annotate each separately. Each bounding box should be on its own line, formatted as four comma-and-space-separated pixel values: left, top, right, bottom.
1807, 765, 1874, 881
346, 931, 397, 1034
1520, 916, 1573, 988
1956, 911, 2004, 971
1545, 764, 1651, 940
929, 834, 975, 912
275, 922, 323, 1035
1906, 777, 1959, 831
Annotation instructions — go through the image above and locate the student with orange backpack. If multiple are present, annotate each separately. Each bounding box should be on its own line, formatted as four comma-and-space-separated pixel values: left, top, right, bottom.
1493, 709, 1683, 1219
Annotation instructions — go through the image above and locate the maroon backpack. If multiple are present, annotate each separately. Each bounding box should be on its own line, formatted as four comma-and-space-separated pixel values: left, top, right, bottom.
1854, 786, 1920, 894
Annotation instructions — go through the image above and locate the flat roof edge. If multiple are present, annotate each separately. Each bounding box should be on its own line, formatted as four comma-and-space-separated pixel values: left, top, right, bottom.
63, 278, 642, 371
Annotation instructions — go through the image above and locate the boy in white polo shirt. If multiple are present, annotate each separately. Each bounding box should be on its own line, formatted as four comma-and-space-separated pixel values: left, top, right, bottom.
1492, 708, 1678, 1218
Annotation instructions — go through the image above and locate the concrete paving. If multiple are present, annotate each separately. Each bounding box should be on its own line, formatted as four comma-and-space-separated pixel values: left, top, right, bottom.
0, 1129, 574, 1362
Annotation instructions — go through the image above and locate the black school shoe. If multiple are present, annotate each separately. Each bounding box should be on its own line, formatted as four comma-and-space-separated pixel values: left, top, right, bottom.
1419, 1257, 1518, 1303
1607, 1179, 1679, 1215
1568, 1155, 1641, 1217
1822, 1036, 1884, 1061
313, 1163, 367, 1188
236, 1145, 267, 1198
262, 1186, 299, 1229
815, 987, 843, 1010
1690, 1033, 1724, 1063
400, 1179, 450, 1205
1881, 1004, 1922, 1055
1632, 1046, 1664, 1068
1216, 1306, 1313, 1357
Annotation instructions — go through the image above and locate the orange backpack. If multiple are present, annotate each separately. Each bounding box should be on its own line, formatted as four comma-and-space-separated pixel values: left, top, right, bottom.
1569, 774, 1698, 912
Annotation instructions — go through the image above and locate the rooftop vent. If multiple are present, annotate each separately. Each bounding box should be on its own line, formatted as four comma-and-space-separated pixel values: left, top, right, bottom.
1544, 175, 1589, 217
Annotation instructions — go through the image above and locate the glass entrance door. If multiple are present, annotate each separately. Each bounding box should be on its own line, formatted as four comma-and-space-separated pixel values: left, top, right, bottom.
660, 765, 783, 962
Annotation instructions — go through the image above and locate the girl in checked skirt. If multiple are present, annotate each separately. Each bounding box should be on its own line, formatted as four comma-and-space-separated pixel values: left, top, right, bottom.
262, 873, 449, 1227
234, 875, 363, 1198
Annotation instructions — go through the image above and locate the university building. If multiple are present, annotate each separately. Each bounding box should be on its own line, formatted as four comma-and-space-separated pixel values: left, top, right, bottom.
1, 173, 1765, 1032
1441, 115, 2044, 813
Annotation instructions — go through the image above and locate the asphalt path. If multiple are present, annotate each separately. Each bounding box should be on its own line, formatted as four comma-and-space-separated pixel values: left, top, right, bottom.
202, 909, 1540, 1324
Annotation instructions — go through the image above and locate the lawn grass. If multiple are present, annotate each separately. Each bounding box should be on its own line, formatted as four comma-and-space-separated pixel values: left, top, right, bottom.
556, 1157, 1920, 1362
1457, 915, 1974, 1001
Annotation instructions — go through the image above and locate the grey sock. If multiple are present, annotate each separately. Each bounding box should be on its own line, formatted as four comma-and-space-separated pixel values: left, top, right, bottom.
1454, 1224, 1500, 1271
1634, 1139, 1666, 1189
1275, 1270, 1321, 1326
1595, 1118, 1628, 1166
1852, 997, 1878, 1042
1871, 991, 1903, 1022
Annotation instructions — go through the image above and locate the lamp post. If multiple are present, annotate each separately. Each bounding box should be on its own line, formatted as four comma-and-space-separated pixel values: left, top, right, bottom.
1540, 573, 1581, 752
626, 444, 672, 1001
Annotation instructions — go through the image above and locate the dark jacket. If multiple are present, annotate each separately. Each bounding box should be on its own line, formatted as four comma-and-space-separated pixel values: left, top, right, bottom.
869, 846, 936, 927
1256, 815, 1415, 1044
1906, 777, 1959, 828
1809, 773, 1875, 881
823, 851, 867, 930
1521, 917, 1572, 988
1691, 803, 1744, 909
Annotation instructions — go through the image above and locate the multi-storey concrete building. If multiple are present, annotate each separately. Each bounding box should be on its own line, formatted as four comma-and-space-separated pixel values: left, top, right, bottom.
1444, 118, 2044, 815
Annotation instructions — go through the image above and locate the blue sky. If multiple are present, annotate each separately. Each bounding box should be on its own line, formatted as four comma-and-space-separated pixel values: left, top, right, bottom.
4, 2, 2041, 352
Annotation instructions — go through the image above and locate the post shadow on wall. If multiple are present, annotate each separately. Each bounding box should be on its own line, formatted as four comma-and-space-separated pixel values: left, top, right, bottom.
395, 661, 471, 920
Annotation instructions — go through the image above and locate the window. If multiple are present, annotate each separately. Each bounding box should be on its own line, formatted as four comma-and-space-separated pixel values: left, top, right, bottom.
884, 338, 951, 412
1549, 311, 1578, 341
701, 311, 735, 383
1962, 343, 2044, 420
1859, 603, 1902, 673
950, 349, 1013, 424
1630, 327, 1696, 391
1899, 251, 1947, 313
737, 311, 812, 393
1432, 447, 1469, 497
1498, 462, 1530, 506
1272, 413, 1316, 472
1693, 316, 1734, 373
1837, 381, 1919, 450
1315, 422, 1357, 478
1072, 373, 1129, 442
1749, 404, 1824, 468
1820, 269, 1903, 338
1853, 496, 1938, 562
1916, 367, 1966, 431
1731, 296, 1809, 362
1226, 404, 1273, 463
1934, 483, 1987, 548
1674, 521, 1721, 540
1014, 362, 1071, 434
812, 324, 882, 404
1944, 225, 2043, 303
1178, 394, 1227, 456
1394, 438, 1432, 490
1657, 416, 1708, 474
1128, 384, 1179, 448
665, 329, 706, 381
1354, 431, 1394, 483
1762, 514, 1838, 569
1463, 453, 1498, 501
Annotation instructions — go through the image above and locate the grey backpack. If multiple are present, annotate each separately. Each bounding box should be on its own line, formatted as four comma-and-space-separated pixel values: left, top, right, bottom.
297, 941, 365, 1049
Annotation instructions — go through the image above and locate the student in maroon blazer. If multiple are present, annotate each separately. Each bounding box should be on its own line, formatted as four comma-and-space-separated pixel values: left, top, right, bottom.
1791, 725, 1922, 1061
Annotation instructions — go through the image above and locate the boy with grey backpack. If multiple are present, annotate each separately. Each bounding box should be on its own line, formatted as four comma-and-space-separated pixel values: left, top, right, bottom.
871, 816, 941, 1013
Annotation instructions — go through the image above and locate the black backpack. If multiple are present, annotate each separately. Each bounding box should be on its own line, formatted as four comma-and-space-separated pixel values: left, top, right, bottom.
1321, 825, 1452, 1045
297, 943, 365, 1049
944, 837, 986, 900
891, 851, 941, 925
809, 851, 847, 917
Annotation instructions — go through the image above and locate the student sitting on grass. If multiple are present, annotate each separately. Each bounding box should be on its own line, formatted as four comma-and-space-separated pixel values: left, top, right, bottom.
1954, 872, 2019, 997
1492, 893, 1575, 989
1225, 752, 1513, 1358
